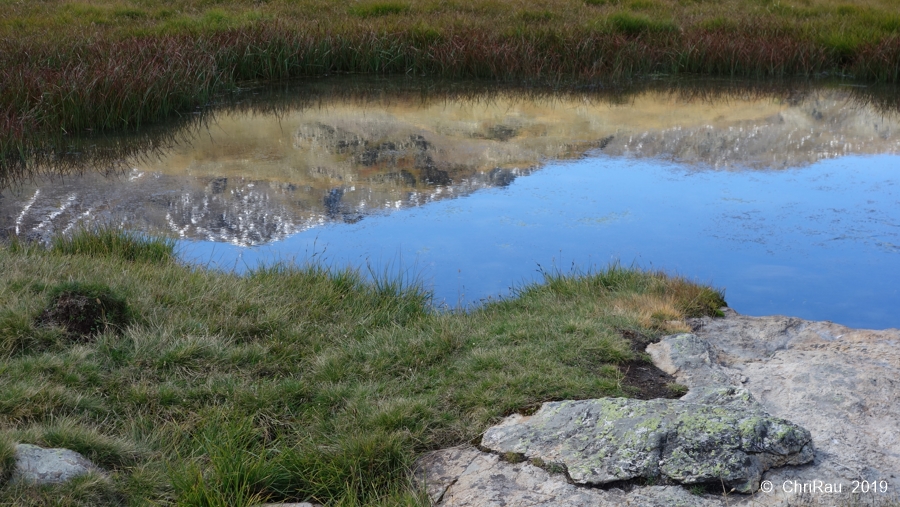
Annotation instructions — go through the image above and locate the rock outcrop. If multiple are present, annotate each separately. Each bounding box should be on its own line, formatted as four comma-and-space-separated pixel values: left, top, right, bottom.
416, 310, 900, 506
652, 310, 900, 501
481, 389, 813, 493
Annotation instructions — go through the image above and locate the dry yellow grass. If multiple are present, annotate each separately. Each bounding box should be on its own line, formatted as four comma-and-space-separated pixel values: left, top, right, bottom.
612, 293, 694, 333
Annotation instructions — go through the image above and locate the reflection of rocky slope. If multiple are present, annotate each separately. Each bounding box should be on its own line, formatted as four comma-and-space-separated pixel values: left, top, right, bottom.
2, 88, 899, 246
1, 166, 531, 246
600, 92, 900, 168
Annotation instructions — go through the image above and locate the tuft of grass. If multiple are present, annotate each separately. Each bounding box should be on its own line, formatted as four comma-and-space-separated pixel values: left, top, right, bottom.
502, 452, 526, 464
271, 430, 413, 504
0, 308, 66, 358
662, 277, 727, 318
0, 473, 126, 507
0, 433, 15, 487
699, 16, 738, 32
609, 11, 678, 35
51, 227, 175, 264
170, 415, 276, 506
349, 2, 411, 18
531, 263, 724, 332
519, 10, 556, 23
667, 382, 689, 396
112, 7, 148, 20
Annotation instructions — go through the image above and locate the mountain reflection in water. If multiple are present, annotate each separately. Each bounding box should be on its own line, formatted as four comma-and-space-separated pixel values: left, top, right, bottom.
1, 78, 898, 328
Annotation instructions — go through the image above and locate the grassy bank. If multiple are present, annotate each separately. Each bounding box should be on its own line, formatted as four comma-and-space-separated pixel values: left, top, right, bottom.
0, 229, 724, 505
2, 0, 900, 171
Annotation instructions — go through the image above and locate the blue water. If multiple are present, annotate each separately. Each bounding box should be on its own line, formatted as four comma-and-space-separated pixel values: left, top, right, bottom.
181, 152, 900, 330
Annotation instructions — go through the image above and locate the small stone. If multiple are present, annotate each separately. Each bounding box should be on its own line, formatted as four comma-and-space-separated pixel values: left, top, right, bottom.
12, 444, 102, 485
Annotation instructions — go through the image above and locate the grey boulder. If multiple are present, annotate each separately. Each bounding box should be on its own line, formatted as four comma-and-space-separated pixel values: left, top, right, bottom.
481, 387, 813, 493
11, 444, 102, 485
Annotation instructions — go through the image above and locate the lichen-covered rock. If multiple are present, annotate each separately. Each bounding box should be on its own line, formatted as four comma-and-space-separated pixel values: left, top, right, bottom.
481, 390, 813, 493
11, 444, 102, 485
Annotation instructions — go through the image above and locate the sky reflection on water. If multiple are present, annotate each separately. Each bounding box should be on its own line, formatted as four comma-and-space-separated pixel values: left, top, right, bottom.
181, 152, 900, 330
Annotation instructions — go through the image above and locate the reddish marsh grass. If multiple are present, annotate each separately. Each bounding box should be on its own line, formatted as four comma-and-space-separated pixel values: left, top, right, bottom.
2, 0, 900, 174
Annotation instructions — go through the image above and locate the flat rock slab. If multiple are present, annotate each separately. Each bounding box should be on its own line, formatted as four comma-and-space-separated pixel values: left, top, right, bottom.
481, 389, 812, 493
414, 445, 724, 507
12, 444, 102, 485
650, 310, 900, 505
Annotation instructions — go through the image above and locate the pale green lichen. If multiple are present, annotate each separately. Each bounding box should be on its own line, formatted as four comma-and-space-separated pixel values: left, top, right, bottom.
482, 395, 811, 491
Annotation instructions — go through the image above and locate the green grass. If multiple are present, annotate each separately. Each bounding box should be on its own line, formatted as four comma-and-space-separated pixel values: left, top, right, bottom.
349, 2, 411, 18
608, 11, 678, 34
0, 230, 725, 505
50, 227, 175, 264
0, 435, 13, 486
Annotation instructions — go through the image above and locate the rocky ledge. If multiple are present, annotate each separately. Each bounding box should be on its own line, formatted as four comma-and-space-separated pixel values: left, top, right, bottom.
415, 309, 900, 506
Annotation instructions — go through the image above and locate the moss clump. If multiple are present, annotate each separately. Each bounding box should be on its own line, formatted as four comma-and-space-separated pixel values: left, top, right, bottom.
667, 383, 689, 396
503, 452, 527, 464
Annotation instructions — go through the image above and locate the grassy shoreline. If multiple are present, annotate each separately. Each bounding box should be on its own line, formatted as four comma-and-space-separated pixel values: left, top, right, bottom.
2, 0, 900, 171
0, 230, 725, 505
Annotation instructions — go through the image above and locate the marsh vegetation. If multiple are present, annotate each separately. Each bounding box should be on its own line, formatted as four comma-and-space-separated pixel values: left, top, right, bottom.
3, 0, 900, 172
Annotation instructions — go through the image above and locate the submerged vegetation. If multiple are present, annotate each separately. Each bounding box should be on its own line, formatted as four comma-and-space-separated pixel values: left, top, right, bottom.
0, 230, 725, 505
2, 0, 900, 171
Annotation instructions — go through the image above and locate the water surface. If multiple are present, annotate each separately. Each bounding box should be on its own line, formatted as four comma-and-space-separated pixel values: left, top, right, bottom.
3, 79, 899, 329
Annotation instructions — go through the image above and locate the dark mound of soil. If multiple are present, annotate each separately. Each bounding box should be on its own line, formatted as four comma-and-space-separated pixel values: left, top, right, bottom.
38, 282, 131, 340
618, 328, 684, 400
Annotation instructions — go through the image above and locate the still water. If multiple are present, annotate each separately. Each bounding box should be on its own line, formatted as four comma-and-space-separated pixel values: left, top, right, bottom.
3, 79, 899, 329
